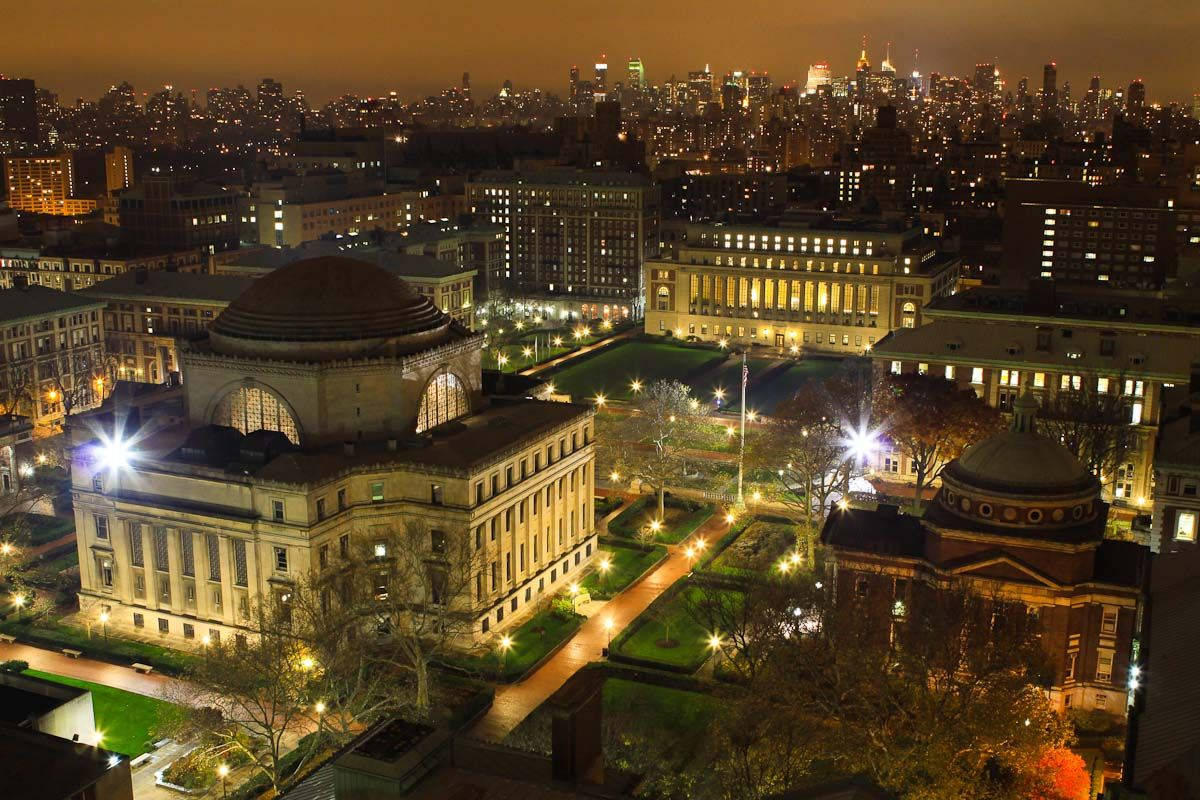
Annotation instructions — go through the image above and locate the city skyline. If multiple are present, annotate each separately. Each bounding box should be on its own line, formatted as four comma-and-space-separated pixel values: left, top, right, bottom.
5, 0, 1199, 105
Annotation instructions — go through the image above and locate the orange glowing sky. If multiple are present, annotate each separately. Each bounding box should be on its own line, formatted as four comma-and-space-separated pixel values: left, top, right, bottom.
5, 0, 1197, 105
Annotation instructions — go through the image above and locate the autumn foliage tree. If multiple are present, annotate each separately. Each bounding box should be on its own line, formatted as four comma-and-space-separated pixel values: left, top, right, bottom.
875, 373, 1002, 505
1027, 747, 1092, 800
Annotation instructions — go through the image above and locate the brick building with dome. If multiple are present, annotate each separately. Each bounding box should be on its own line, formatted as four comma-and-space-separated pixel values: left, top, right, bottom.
822, 393, 1150, 713
71, 255, 597, 646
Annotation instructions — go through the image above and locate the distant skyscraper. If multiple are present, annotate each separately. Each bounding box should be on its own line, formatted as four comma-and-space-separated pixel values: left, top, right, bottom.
4, 152, 95, 215
855, 36, 871, 101
594, 57, 608, 102
1127, 79, 1146, 117
626, 58, 645, 89
1193, 92, 1200, 120
1041, 62, 1058, 118
0, 77, 37, 150
462, 72, 471, 101
1084, 75, 1101, 119
104, 146, 134, 195
806, 62, 832, 94
880, 42, 896, 75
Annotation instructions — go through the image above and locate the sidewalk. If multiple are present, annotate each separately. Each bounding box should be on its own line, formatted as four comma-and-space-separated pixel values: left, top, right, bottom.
518, 328, 635, 377
467, 508, 729, 742
0, 640, 180, 699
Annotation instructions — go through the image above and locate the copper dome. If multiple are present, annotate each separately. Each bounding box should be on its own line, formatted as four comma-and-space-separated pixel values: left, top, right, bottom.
209, 256, 452, 361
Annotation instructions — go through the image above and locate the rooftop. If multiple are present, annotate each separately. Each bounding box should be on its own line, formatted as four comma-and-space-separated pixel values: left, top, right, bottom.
0, 723, 123, 800
0, 285, 105, 323
80, 271, 256, 304
217, 241, 474, 280
928, 286, 1200, 330
471, 168, 652, 187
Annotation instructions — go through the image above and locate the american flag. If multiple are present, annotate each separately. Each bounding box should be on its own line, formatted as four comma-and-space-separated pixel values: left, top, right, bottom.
742, 361, 749, 389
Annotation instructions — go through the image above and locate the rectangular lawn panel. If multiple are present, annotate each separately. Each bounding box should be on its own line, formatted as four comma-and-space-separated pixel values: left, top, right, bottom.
708, 517, 797, 576
25, 669, 174, 757
603, 677, 718, 731
731, 358, 842, 415
581, 541, 664, 600
614, 585, 737, 672
547, 341, 718, 401
446, 609, 583, 681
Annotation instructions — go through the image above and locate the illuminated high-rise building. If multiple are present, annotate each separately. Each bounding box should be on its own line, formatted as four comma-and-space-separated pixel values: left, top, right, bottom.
3, 152, 95, 215
0, 77, 37, 150
104, 146, 134, 195
626, 58, 645, 89
1126, 79, 1146, 117
594, 57, 608, 102
880, 42, 896, 75
805, 62, 832, 94
1041, 61, 1058, 118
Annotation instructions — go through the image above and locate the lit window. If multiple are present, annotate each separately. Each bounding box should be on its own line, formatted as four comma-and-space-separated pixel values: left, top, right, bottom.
1176, 511, 1197, 542
971, 367, 983, 384
213, 386, 299, 444
416, 372, 469, 433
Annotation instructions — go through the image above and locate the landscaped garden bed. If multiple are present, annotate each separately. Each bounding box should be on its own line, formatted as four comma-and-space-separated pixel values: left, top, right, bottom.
441, 606, 585, 682
705, 516, 797, 578
579, 541, 666, 601
0, 617, 196, 675
606, 494, 713, 544
609, 583, 738, 674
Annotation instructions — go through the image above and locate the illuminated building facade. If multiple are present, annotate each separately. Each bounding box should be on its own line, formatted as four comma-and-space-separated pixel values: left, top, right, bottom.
3, 153, 96, 216
644, 216, 958, 354
72, 255, 597, 646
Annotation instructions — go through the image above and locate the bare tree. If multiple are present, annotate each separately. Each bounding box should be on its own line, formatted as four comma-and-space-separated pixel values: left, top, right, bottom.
0, 362, 34, 418
600, 379, 705, 519
334, 517, 482, 715
1037, 379, 1135, 495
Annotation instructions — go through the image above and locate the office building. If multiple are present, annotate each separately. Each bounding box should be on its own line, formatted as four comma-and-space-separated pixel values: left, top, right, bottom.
0, 285, 106, 431
806, 63, 832, 94
1001, 179, 1182, 290
644, 215, 958, 354
823, 395, 1150, 714
4, 153, 96, 216
0, 724, 133, 800
1042, 62, 1058, 118
118, 176, 239, 254
465, 169, 659, 319
82, 271, 255, 385
1150, 390, 1200, 554
72, 255, 596, 646
0, 239, 206, 293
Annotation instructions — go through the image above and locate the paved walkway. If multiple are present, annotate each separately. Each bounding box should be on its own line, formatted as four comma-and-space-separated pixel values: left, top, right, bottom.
518, 328, 635, 377
0, 640, 180, 699
468, 507, 729, 742
25, 530, 77, 561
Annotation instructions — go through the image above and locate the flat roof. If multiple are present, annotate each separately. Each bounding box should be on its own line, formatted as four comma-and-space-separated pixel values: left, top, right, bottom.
0, 723, 121, 800
80, 271, 256, 304
0, 285, 105, 323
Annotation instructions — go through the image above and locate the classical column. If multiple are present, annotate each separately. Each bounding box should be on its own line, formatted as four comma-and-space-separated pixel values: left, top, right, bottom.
165, 527, 184, 615
191, 530, 208, 619
216, 535, 235, 626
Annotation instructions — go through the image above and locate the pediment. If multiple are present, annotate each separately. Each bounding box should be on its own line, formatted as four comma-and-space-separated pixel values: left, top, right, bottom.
945, 553, 1063, 589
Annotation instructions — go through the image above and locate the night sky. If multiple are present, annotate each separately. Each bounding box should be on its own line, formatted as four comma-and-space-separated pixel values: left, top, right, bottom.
6, 0, 1198, 104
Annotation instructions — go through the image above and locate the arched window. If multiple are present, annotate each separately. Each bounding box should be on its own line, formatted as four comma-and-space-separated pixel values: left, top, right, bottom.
416, 372, 469, 433
656, 285, 671, 311
901, 301, 917, 329
213, 385, 299, 444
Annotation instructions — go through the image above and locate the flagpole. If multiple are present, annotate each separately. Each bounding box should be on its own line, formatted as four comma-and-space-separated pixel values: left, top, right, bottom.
738, 350, 747, 506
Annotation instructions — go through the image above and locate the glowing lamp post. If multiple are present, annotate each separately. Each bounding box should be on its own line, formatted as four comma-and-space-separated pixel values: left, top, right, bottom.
217, 763, 230, 799
12, 593, 25, 619
598, 556, 612, 589
98, 610, 109, 641
603, 617, 615, 652
498, 634, 513, 671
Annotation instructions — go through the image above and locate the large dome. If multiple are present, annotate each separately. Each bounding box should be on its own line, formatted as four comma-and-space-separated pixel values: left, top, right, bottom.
930, 394, 1103, 536
209, 256, 452, 361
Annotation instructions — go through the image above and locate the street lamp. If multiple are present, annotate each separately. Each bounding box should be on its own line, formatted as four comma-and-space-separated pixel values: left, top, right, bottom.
713, 387, 726, 405
718, 339, 728, 349
217, 763, 230, 799
603, 617, 615, 651
724, 512, 736, 525
498, 634, 513, 670
98, 611, 109, 641
629, 379, 642, 394
598, 556, 612, 589
594, 393, 607, 408
0, 542, 13, 557
300, 656, 315, 671
552, 336, 564, 347
497, 353, 509, 369
12, 593, 25, 619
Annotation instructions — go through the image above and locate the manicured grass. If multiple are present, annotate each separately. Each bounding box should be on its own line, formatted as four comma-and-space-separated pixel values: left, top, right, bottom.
581, 542, 665, 600
614, 585, 725, 672
607, 495, 714, 545
0, 618, 196, 675
25, 669, 174, 757
448, 609, 584, 681
36, 545, 79, 573
548, 341, 720, 401
603, 677, 718, 731
730, 358, 842, 414
688, 355, 777, 404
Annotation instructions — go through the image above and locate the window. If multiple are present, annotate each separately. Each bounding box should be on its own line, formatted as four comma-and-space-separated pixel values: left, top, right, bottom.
431, 484, 443, 505
1096, 650, 1114, 682
183, 623, 195, 640
370, 482, 384, 502
133, 613, 144, 629
944, 365, 955, 380
337, 488, 347, 511
1065, 651, 1077, 680
971, 367, 984, 384
94, 515, 109, 540
272, 499, 285, 521
1175, 511, 1197, 542
316, 498, 326, 520
415, 372, 469, 433
207, 534, 221, 581
1101, 607, 1118, 635
233, 540, 248, 587
431, 530, 446, 555
213, 385, 299, 444
890, 360, 901, 375
153, 528, 169, 572
158, 617, 169, 634
129, 523, 144, 566
340, 534, 350, 558
274, 547, 288, 572
99, 557, 113, 587
180, 532, 194, 576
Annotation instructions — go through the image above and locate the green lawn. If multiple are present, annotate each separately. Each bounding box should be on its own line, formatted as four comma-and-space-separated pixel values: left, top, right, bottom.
0, 618, 196, 675
547, 341, 721, 402
604, 677, 718, 730
614, 586, 726, 672
25, 669, 174, 757
581, 542, 665, 600
688, 355, 777, 407
448, 609, 584, 681
5, 513, 74, 547
607, 495, 714, 545
729, 358, 842, 414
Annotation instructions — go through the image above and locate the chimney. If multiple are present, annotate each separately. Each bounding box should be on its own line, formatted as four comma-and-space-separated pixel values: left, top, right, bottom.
549, 670, 604, 785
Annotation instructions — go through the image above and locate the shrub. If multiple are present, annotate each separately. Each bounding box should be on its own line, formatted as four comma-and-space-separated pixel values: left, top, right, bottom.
0, 659, 28, 673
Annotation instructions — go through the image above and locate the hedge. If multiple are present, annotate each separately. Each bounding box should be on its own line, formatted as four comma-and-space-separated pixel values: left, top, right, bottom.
226, 730, 334, 800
